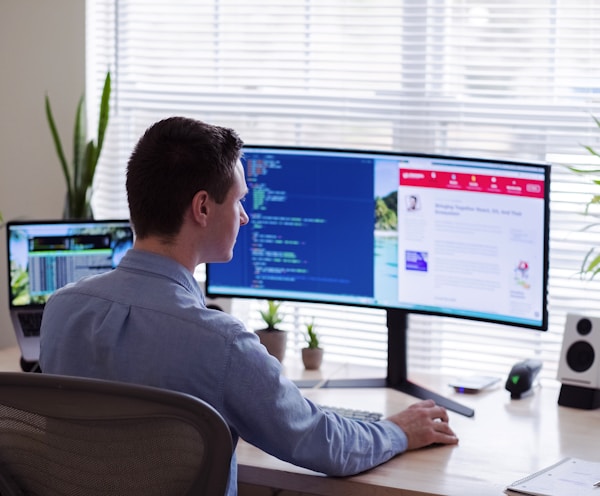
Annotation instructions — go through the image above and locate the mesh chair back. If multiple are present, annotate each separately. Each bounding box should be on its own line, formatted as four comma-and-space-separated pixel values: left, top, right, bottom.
0, 372, 233, 496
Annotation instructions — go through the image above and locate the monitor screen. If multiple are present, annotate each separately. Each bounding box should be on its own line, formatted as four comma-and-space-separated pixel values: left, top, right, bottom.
7, 219, 133, 309
207, 146, 550, 330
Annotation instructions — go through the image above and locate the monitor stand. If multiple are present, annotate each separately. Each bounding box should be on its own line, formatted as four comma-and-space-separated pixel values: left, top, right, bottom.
295, 309, 475, 418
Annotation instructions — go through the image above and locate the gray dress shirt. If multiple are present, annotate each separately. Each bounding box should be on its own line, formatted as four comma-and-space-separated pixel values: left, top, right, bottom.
40, 249, 407, 496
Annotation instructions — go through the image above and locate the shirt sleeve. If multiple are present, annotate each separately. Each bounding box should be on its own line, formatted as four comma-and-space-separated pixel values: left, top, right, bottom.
220, 330, 408, 476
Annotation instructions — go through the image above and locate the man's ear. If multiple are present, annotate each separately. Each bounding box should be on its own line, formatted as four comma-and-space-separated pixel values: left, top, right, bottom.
191, 190, 210, 225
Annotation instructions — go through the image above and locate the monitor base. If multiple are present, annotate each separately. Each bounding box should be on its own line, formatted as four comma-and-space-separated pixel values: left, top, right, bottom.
294, 377, 474, 417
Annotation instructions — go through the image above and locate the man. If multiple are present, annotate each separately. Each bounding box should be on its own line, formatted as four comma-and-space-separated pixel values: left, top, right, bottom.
40, 117, 458, 496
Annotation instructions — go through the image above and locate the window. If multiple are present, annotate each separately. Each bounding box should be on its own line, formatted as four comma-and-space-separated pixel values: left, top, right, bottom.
87, 0, 600, 381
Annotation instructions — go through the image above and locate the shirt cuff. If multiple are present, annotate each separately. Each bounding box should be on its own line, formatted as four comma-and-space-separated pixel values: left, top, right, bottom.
378, 419, 408, 454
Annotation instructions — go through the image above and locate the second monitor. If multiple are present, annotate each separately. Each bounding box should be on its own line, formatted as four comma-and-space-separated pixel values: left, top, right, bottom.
207, 146, 551, 415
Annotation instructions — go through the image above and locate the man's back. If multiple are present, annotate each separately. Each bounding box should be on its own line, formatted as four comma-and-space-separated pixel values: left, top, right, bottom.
40, 249, 247, 412
40, 248, 408, 494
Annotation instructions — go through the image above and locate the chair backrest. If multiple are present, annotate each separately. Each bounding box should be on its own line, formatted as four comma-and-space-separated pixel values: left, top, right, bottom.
0, 372, 233, 496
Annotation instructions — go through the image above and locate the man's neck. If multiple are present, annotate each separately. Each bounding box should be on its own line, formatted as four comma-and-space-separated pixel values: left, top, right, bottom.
133, 237, 197, 274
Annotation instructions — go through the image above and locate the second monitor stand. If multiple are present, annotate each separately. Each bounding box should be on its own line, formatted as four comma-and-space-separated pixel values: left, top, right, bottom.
295, 308, 475, 418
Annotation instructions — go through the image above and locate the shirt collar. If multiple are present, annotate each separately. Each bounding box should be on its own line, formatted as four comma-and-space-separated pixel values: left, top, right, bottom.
118, 248, 205, 304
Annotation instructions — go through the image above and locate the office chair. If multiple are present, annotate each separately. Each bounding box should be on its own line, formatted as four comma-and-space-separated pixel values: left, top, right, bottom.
0, 372, 233, 496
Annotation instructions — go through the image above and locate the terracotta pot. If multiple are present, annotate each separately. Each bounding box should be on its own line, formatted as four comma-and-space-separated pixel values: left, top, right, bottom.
301, 347, 324, 370
255, 328, 287, 363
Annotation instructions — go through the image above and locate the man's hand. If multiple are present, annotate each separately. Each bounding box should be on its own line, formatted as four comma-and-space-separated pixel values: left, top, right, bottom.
386, 399, 459, 450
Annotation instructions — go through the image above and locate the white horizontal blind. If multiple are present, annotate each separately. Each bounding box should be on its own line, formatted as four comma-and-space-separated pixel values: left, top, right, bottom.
88, 0, 600, 381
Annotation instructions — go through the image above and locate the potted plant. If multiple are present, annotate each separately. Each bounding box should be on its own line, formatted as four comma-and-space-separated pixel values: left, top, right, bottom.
45, 71, 111, 219
301, 319, 323, 370
255, 300, 287, 362
567, 115, 600, 278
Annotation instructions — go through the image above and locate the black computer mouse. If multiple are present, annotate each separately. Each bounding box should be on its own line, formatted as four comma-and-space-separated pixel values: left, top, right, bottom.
505, 359, 542, 399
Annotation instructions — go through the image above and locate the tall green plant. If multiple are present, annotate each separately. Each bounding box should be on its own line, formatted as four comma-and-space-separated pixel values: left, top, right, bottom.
568, 115, 600, 278
45, 72, 111, 219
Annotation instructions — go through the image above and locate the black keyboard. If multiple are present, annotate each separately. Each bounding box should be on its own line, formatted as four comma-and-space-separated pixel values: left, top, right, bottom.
18, 312, 43, 337
319, 405, 383, 422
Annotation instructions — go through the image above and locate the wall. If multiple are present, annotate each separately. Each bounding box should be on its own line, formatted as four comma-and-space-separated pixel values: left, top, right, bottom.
0, 0, 85, 349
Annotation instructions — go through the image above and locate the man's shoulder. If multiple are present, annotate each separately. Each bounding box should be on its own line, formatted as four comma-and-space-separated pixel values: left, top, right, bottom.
194, 306, 248, 335
52, 270, 118, 296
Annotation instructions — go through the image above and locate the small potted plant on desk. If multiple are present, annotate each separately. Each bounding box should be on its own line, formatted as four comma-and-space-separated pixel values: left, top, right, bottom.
302, 319, 323, 370
255, 300, 287, 362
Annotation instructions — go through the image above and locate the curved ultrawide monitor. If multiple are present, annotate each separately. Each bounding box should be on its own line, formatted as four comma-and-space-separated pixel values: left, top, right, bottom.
206, 146, 550, 330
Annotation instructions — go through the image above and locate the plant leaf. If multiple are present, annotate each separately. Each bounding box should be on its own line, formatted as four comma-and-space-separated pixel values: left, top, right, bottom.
95, 71, 111, 165
582, 145, 600, 160
84, 71, 111, 193
45, 94, 72, 198
73, 95, 86, 193
78, 141, 95, 194
580, 221, 600, 231
68, 142, 95, 219
260, 300, 284, 328
585, 251, 600, 275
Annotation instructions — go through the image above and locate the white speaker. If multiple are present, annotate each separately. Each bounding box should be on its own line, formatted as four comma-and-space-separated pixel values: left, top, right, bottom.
557, 313, 600, 408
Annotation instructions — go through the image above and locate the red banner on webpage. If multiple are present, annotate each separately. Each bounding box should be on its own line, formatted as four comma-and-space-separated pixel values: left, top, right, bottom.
399, 168, 544, 199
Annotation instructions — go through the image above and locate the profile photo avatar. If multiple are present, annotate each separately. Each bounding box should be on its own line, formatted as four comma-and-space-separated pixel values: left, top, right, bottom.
406, 194, 420, 211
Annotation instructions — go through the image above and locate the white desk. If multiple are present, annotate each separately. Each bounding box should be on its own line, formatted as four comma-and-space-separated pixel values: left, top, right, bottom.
237, 363, 600, 495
